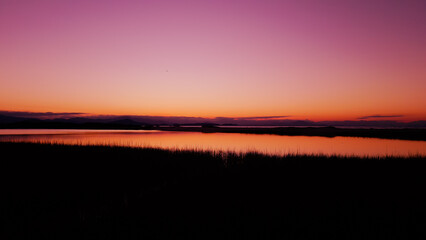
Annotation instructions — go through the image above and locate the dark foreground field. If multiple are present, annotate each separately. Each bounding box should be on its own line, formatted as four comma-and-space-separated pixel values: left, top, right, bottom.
1, 142, 426, 239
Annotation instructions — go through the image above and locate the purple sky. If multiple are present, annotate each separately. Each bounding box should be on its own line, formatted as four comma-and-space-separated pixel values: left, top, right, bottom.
1, 0, 425, 121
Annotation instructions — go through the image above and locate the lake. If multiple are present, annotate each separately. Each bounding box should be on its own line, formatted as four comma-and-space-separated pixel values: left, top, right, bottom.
0, 129, 425, 157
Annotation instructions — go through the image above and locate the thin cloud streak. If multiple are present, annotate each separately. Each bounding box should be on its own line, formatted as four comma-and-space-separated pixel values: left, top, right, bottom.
358, 115, 404, 120
234, 116, 291, 120
0, 111, 86, 119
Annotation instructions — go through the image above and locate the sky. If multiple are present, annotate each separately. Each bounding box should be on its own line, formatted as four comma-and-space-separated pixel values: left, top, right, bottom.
1, 0, 425, 121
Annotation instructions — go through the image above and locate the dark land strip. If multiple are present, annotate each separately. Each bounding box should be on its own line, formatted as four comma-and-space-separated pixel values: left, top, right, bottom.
156, 126, 426, 141
1, 120, 426, 141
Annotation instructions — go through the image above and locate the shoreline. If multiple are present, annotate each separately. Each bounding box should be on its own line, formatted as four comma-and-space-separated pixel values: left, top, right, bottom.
155, 126, 426, 141
1, 125, 426, 141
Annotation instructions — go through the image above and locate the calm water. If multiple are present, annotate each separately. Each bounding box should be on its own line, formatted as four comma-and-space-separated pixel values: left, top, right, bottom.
0, 129, 425, 157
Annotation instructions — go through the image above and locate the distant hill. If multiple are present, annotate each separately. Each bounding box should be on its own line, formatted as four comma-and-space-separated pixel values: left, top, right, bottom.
0, 115, 144, 130
0, 114, 33, 124
108, 119, 144, 126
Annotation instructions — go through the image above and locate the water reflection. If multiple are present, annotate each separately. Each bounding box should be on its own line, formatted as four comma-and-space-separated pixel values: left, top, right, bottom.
0, 129, 425, 157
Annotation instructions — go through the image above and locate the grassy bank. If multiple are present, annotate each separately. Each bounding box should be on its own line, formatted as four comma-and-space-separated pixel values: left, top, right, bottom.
1, 142, 426, 239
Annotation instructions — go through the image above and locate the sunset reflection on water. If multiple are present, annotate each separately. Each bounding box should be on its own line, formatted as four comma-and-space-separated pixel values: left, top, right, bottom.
1, 129, 425, 157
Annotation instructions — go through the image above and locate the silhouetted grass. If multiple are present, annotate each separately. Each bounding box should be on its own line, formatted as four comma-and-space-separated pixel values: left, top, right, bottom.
1, 142, 426, 239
